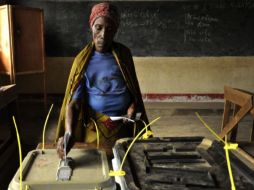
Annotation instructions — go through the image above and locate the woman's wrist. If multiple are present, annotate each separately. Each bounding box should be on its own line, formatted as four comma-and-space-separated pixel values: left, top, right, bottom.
127, 102, 136, 118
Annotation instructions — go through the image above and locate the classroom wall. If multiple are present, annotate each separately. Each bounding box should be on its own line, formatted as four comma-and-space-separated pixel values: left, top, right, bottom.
10, 0, 254, 101
16, 56, 254, 102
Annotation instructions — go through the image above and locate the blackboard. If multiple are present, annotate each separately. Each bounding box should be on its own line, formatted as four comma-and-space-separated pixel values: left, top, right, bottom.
12, 0, 254, 56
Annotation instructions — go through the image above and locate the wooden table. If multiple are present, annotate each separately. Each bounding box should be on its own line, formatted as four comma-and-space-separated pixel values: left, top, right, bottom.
0, 84, 18, 169
0, 84, 18, 143
0, 84, 17, 109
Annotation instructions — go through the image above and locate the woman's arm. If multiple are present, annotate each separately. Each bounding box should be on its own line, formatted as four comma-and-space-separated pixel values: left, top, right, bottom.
57, 99, 81, 158
65, 99, 81, 133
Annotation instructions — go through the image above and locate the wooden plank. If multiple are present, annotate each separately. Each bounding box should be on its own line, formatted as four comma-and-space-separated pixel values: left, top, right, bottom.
233, 147, 254, 170
15, 70, 45, 75
0, 84, 17, 109
224, 86, 252, 107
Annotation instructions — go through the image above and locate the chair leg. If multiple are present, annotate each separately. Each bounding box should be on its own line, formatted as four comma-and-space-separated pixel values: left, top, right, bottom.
221, 100, 231, 131
230, 105, 240, 142
250, 108, 254, 141
221, 100, 231, 140
250, 120, 254, 141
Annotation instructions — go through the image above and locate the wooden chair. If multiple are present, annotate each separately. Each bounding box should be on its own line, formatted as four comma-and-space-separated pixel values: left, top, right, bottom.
219, 86, 254, 142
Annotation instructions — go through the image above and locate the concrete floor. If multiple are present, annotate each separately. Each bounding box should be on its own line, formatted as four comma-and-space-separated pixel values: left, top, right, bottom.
145, 102, 253, 142
0, 97, 253, 189
14, 98, 253, 144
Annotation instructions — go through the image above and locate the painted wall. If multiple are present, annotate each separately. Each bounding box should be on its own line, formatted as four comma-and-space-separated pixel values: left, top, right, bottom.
134, 57, 254, 101
15, 56, 254, 102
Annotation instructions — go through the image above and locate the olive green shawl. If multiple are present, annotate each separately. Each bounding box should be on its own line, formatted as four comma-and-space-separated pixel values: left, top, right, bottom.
55, 41, 148, 141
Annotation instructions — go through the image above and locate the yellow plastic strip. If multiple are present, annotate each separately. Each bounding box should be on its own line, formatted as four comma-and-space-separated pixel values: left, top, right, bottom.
25, 185, 29, 190
195, 112, 237, 190
195, 112, 225, 144
138, 119, 151, 139
90, 118, 100, 149
224, 135, 237, 190
141, 130, 153, 140
12, 116, 23, 190
109, 170, 126, 176
139, 119, 154, 139
109, 117, 160, 176
42, 104, 54, 150
140, 119, 147, 133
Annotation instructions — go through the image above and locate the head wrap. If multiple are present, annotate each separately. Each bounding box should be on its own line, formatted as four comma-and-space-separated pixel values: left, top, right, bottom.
89, 2, 120, 29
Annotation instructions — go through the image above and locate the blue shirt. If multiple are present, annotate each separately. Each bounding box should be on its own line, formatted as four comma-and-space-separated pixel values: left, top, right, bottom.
73, 51, 131, 116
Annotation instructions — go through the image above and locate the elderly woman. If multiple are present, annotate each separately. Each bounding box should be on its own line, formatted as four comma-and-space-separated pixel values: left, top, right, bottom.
56, 2, 149, 158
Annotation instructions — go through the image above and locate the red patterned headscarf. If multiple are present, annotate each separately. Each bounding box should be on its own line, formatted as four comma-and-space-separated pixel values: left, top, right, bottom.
89, 2, 120, 29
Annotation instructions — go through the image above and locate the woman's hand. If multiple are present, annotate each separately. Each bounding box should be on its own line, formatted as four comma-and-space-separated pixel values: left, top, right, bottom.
56, 132, 74, 159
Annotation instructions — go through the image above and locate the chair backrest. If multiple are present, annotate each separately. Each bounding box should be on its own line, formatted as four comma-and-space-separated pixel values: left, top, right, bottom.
219, 86, 254, 142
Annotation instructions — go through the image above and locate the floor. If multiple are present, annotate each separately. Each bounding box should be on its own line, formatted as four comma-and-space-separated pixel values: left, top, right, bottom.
0, 96, 253, 189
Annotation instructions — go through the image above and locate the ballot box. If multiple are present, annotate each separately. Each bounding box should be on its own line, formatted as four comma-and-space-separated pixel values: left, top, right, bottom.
112, 137, 254, 190
8, 149, 116, 190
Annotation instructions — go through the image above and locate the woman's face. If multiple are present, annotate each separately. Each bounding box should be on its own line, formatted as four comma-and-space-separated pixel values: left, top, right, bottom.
92, 17, 117, 53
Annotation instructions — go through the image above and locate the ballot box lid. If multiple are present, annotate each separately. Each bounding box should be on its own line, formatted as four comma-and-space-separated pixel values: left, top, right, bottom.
8, 149, 116, 190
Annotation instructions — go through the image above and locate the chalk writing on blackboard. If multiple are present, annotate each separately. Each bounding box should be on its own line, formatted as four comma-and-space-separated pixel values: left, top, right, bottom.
120, 8, 172, 29
184, 13, 219, 43
229, 0, 254, 8
12, 0, 254, 56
